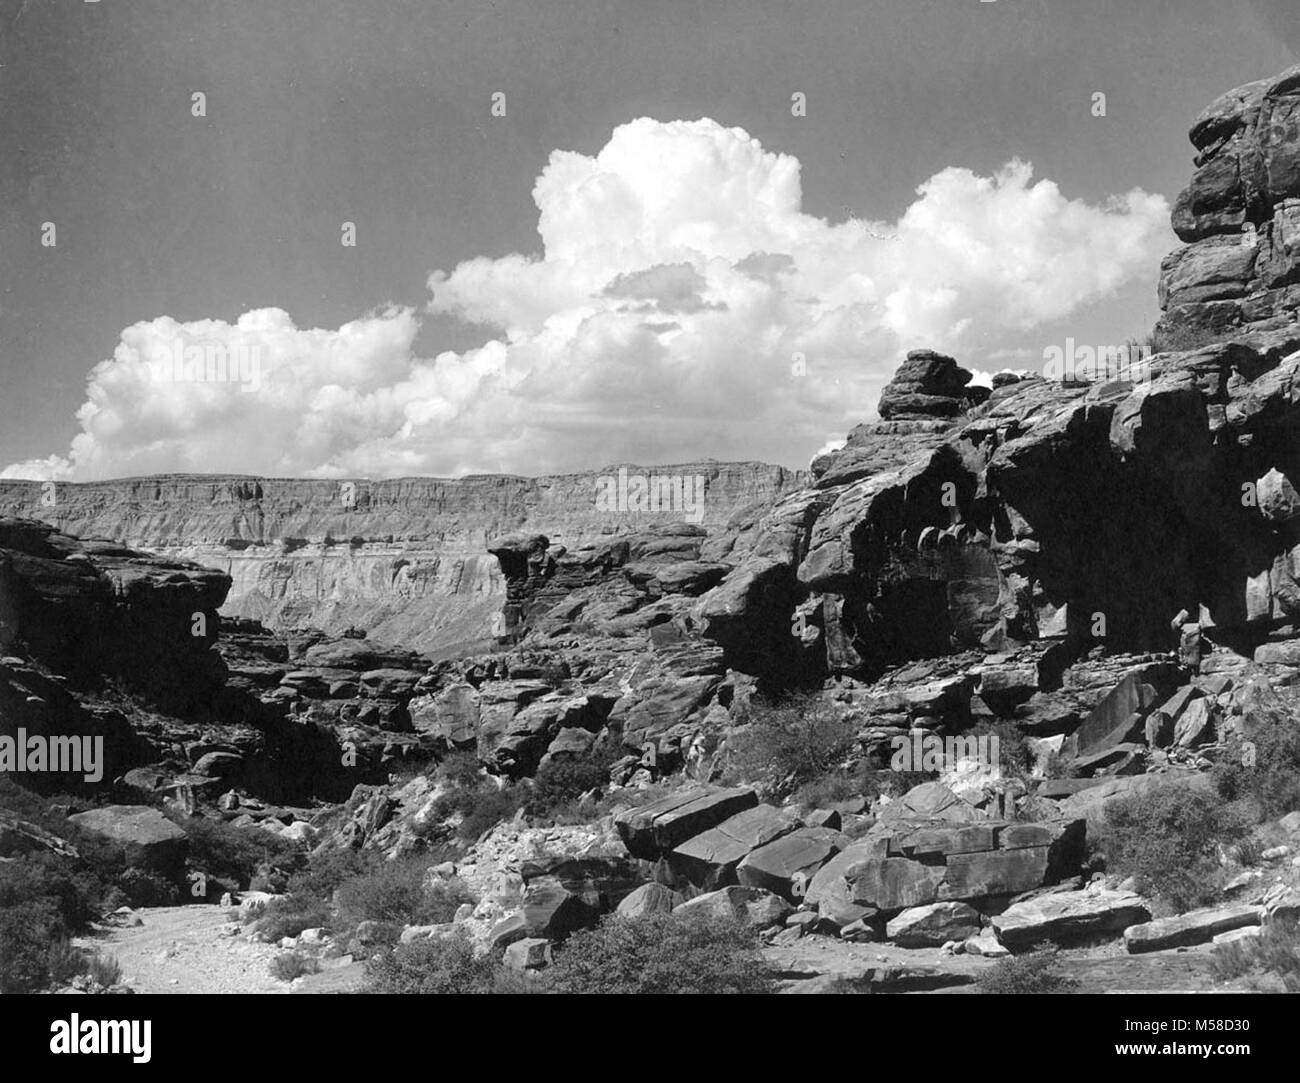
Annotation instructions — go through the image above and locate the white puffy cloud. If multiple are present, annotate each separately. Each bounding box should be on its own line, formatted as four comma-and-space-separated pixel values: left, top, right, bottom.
3, 117, 1173, 482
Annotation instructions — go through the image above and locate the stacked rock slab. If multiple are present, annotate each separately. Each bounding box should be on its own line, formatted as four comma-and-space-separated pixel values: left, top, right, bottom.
1157, 64, 1300, 348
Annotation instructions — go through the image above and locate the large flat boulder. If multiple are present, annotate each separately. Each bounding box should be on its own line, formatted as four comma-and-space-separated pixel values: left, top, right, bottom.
1123, 904, 1261, 953
993, 889, 1151, 949
67, 805, 187, 871
614, 786, 759, 859
736, 826, 845, 900
670, 804, 799, 888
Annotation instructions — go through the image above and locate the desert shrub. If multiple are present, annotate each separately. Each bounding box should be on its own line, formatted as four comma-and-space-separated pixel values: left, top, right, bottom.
252, 895, 331, 942
269, 951, 321, 982
525, 749, 616, 820
545, 912, 775, 994
430, 782, 527, 842
44, 937, 88, 986
284, 846, 372, 903
332, 855, 474, 932
968, 720, 1033, 779
1211, 924, 1300, 992
115, 867, 180, 908
727, 692, 858, 798
364, 932, 502, 994
977, 944, 1079, 994
165, 811, 302, 892
793, 767, 882, 812
87, 951, 122, 987
0, 851, 107, 930
0, 900, 65, 993
1096, 781, 1252, 911
1214, 700, 1300, 820
435, 750, 484, 789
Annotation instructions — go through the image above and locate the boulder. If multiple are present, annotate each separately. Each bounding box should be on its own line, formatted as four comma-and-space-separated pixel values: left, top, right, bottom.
1123, 904, 1260, 953
736, 827, 845, 900
615, 882, 684, 919
614, 786, 759, 859
886, 901, 982, 947
67, 805, 187, 871
503, 937, 553, 971
992, 889, 1151, 949
674, 885, 792, 929
520, 876, 601, 941
670, 803, 798, 887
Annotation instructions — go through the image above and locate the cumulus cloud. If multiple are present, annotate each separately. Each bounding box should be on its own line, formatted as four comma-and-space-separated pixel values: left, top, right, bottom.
3, 117, 1173, 482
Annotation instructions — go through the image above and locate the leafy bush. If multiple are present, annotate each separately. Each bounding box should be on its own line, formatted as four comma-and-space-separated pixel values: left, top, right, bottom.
793, 768, 880, 811
284, 846, 372, 903
968, 720, 1033, 779
435, 751, 484, 789
364, 933, 502, 994
87, 951, 122, 987
727, 692, 858, 798
252, 895, 332, 942
270, 951, 321, 982
332, 855, 474, 932
976, 944, 1079, 994
545, 912, 775, 994
1214, 698, 1300, 821
165, 811, 302, 892
429, 782, 527, 842
525, 750, 615, 819
116, 866, 180, 908
1096, 781, 1252, 911
0, 851, 107, 931
1211, 924, 1300, 992
0, 900, 66, 993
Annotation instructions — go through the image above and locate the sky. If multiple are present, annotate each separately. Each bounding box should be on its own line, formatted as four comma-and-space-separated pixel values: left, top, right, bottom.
1, 0, 1297, 480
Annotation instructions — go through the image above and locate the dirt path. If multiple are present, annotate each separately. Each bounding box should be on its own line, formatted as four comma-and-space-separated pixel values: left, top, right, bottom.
76, 905, 291, 995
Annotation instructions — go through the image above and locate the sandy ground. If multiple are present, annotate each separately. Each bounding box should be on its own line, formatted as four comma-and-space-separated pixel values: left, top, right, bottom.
75, 905, 291, 995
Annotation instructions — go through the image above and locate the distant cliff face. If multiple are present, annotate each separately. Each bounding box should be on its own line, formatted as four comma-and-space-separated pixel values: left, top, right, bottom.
0, 464, 804, 655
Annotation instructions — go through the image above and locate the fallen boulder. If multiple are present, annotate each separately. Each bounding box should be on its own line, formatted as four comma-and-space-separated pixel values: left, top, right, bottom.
1123, 904, 1260, 953
993, 888, 1151, 949
613, 786, 759, 859
67, 805, 187, 871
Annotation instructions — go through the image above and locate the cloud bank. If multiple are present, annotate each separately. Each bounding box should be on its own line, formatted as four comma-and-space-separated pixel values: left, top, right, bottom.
3, 117, 1173, 481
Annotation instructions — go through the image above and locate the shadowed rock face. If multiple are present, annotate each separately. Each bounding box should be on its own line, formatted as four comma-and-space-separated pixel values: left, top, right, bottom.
0, 517, 230, 707
689, 323, 1300, 682
0, 465, 804, 657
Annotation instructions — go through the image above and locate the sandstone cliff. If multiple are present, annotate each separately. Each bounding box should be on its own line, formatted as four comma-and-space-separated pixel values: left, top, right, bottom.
0, 464, 803, 657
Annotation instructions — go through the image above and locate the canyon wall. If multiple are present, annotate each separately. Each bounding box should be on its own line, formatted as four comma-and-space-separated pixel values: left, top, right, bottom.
0, 464, 804, 656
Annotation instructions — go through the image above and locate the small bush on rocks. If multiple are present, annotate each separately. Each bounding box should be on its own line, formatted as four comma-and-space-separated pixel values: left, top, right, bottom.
270, 951, 321, 982
544, 912, 775, 994
1096, 780, 1252, 911
364, 933, 502, 994
727, 692, 858, 799
1211, 923, 1300, 992
976, 944, 1079, 994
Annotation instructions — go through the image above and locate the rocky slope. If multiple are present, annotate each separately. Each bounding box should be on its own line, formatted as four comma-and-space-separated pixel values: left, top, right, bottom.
0, 465, 803, 658
7, 63, 1300, 992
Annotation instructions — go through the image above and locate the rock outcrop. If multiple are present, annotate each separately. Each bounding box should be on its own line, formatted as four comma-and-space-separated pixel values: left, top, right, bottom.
0, 465, 803, 657
1157, 63, 1300, 348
